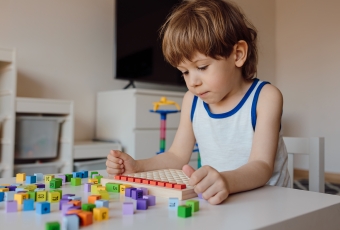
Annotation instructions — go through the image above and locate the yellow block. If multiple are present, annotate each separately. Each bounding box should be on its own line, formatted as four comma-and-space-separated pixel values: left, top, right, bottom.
44, 175, 55, 183
0, 188, 9, 192
25, 184, 37, 191
120, 184, 132, 194
16, 173, 26, 182
14, 193, 29, 204
97, 186, 106, 191
36, 191, 47, 202
91, 184, 101, 193
88, 179, 98, 184
48, 192, 60, 203
0, 184, 10, 186
98, 190, 109, 200
93, 207, 109, 221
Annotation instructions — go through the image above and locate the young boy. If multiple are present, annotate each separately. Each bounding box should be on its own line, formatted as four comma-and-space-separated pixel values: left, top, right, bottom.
106, 0, 290, 205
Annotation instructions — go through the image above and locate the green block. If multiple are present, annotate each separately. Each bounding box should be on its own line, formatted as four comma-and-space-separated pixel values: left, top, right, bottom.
95, 175, 103, 183
71, 178, 81, 186
82, 203, 96, 212
90, 171, 98, 179
186, 200, 199, 212
178, 205, 192, 218
28, 191, 36, 201
49, 180, 58, 189
105, 183, 121, 193
65, 174, 73, 182
45, 221, 60, 230
50, 189, 62, 198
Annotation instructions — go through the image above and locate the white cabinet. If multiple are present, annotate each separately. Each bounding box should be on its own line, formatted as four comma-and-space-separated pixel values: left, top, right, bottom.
0, 48, 74, 177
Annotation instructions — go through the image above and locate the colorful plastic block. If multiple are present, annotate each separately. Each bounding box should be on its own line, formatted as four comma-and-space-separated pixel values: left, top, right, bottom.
95, 175, 103, 183
88, 178, 98, 184
14, 193, 29, 204
67, 209, 83, 215
105, 183, 120, 193
73, 172, 84, 178
186, 200, 199, 212
119, 184, 132, 194
23, 199, 35, 211
26, 175, 37, 184
137, 199, 148, 210
34, 173, 44, 181
70, 196, 81, 201
0, 188, 9, 192
50, 189, 62, 198
7, 185, 17, 191
125, 187, 136, 197
84, 183, 93, 192
71, 178, 81, 186
44, 174, 55, 183
36, 191, 47, 202
62, 193, 75, 200
36, 201, 51, 214
4, 191, 15, 201
90, 171, 98, 178
98, 190, 109, 200
131, 189, 144, 200
36, 183, 45, 188
77, 211, 93, 226
16, 173, 26, 182
6, 200, 18, 213
48, 191, 60, 203
45, 222, 60, 230
91, 184, 101, 193
65, 174, 73, 182
81, 171, 88, 178
122, 202, 134, 215
81, 203, 96, 212
63, 214, 79, 230
62, 204, 74, 215
59, 199, 70, 210
0, 192, 4, 201
88, 195, 101, 204
25, 184, 37, 191
68, 200, 82, 207
137, 187, 148, 195
178, 205, 192, 218
49, 180, 59, 189
56, 175, 66, 184
95, 199, 109, 208
93, 207, 109, 221
28, 191, 36, 201
143, 195, 156, 206
169, 197, 179, 209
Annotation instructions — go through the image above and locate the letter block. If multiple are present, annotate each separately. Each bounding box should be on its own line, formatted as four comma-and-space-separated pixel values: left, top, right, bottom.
178, 205, 192, 218
93, 207, 109, 221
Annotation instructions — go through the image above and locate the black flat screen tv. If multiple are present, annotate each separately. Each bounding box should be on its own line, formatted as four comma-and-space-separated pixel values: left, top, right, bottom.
115, 0, 186, 88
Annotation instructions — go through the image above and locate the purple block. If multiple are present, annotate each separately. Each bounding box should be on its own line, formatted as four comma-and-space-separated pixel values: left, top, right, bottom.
7, 186, 16, 191
122, 202, 134, 215
84, 183, 93, 192
61, 204, 73, 215
137, 187, 148, 195
136, 199, 148, 210
17, 191, 27, 194
60, 199, 71, 210
125, 187, 136, 197
56, 175, 66, 184
143, 195, 156, 206
131, 190, 143, 200
36, 184, 45, 189
198, 193, 204, 199
62, 194, 75, 200
6, 200, 18, 213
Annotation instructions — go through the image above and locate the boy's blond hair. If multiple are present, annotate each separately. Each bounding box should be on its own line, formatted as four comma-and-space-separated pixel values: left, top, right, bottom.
160, 0, 258, 80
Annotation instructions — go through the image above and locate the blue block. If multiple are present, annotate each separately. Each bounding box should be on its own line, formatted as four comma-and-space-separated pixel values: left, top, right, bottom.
95, 199, 109, 208
63, 214, 79, 230
80, 171, 88, 178
168, 197, 179, 209
26, 175, 37, 184
36, 202, 51, 214
72, 172, 84, 178
0, 192, 4, 202
23, 199, 35, 211
69, 196, 81, 201
34, 173, 44, 181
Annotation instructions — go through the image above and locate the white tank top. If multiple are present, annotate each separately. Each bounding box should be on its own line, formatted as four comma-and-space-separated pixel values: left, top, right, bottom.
191, 79, 291, 187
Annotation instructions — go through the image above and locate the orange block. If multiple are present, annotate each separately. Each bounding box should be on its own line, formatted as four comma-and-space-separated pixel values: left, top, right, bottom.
142, 179, 150, 184
120, 176, 127, 181
68, 200, 82, 207
135, 178, 142, 183
67, 209, 83, 215
165, 183, 175, 188
150, 180, 158, 186
174, 184, 186, 190
88, 195, 101, 204
114, 175, 121, 180
157, 182, 166, 187
127, 177, 135, 182
77, 211, 93, 226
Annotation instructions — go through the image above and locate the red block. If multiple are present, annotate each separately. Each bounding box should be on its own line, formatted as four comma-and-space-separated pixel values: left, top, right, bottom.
127, 177, 135, 182
157, 182, 166, 187
135, 178, 142, 183
174, 184, 186, 190
142, 179, 150, 184
149, 180, 158, 186
114, 175, 121, 180
166, 183, 175, 188
121, 176, 127, 181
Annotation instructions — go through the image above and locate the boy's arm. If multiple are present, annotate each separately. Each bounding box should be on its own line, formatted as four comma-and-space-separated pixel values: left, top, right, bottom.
136, 91, 196, 172
222, 84, 283, 193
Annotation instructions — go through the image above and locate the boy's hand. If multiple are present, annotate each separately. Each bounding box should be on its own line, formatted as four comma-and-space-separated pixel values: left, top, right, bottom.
106, 150, 138, 178
182, 164, 230, 205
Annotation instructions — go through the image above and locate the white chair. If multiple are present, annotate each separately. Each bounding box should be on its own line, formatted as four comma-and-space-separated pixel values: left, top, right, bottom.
283, 137, 325, 193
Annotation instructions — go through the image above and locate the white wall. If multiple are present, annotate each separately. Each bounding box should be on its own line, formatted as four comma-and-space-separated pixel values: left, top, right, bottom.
276, 0, 340, 173
0, 0, 127, 141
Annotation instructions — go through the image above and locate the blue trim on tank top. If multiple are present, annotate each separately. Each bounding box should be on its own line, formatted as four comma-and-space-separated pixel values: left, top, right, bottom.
251, 81, 270, 130
202, 78, 259, 119
191, 95, 198, 122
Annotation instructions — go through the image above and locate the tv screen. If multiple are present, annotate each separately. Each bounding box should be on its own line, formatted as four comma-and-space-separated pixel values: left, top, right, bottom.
115, 0, 186, 87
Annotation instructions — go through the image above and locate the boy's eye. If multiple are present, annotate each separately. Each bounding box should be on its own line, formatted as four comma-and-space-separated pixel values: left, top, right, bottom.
181, 71, 189, 77
198, 65, 208, 71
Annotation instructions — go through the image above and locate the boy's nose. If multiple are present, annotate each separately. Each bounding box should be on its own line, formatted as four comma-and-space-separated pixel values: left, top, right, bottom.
187, 74, 202, 88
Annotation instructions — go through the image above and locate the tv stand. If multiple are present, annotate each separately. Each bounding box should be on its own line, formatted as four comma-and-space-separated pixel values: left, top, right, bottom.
123, 80, 136, 89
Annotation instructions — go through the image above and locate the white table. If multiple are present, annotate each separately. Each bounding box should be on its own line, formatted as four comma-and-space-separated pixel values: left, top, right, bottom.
1, 170, 340, 230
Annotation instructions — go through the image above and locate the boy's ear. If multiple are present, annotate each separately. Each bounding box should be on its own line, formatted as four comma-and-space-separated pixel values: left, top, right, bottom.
234, 40, 248, 67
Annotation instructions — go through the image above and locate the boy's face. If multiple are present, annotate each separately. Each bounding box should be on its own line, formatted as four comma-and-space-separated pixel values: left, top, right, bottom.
177, 52, 241, 105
